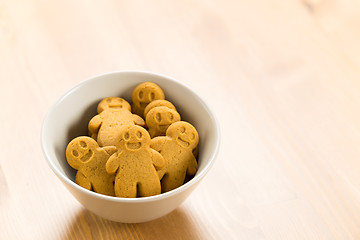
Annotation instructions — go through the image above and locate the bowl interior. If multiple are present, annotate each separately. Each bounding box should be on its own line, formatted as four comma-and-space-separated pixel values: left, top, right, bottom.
42, 71, 219, 195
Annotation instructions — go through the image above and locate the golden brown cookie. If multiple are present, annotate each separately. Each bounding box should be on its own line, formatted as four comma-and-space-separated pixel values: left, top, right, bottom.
66, 136, 117, 196
150, 121, 199, 192
88, 97, 145, 147
131, 82, 165, 118
145, 106, 181, 138
143, 99, 177, 118
106, 125, 165, 198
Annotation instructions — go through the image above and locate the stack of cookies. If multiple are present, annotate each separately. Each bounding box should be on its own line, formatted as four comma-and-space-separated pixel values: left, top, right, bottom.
65, 82, 199, 198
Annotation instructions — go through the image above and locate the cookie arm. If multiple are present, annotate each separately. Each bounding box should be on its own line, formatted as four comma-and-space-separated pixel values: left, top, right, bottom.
151, 149, 165, 170
88, 115, 102, 137
102, 146, 117, 156
150, 137, 167, 152
192, 146, 199, 158
75, 171, 92, 190
106, 152, 120, 174
132, 114, 145, 126
186, 154, 198, 176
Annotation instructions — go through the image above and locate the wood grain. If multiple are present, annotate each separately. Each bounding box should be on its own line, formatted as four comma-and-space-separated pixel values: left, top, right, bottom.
1, 0, 360, 239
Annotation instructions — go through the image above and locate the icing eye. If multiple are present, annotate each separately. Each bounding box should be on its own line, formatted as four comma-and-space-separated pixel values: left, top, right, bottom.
72, 150, 79, 157
168, 112, 174, 121
136, 131, 143, 139
80, 141, 87, 148
139, 91, 144, 99
149, 92, 155, 101
124, 132, 130, 140
179, 127, 185, 133
155, 113, 161, 122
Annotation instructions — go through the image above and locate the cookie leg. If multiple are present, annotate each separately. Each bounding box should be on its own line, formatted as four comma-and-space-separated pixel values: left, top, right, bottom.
137, 178, 161, 197
114, 178, 137, 198
75, 171, 92, 191
92, 179, 115, 196
161, 171, 186, 193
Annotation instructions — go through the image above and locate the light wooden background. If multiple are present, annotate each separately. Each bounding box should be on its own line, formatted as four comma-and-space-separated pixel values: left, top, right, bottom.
1, 0, 360, 239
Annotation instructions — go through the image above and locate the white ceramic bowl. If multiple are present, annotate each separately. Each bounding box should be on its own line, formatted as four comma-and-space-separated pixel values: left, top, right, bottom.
41, 71, 220, 223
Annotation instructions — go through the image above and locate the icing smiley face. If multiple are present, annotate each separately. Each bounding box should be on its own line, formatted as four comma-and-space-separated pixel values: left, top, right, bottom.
66, 137, 98, 168
97, 97, 131, 113
118, 125, 151, 151
167, 121, 199, 149
131, 82, 165, 117
146, 106, 181, 138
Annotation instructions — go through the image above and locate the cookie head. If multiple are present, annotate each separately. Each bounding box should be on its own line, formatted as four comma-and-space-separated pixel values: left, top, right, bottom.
146, 106, 180, 135
97, 97, 131, 113
118, 125, 150, 151
66, 137, 98, 168
143, 99, 176, 117
132, 82, 165, 109
167, 121, 199, 149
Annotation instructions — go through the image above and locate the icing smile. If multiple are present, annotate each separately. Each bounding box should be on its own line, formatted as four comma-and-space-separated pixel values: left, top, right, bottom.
109, 104, 122, 109
80, 149, 93, 162
140, 102, 148, 108
158, 124, 170, 131
177, 137, 190, 148
126, 142, 141, 150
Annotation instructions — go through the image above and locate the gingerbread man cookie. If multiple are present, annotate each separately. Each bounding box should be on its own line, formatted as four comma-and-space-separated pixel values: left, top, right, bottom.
106, 125, 165, 198
66, 136, 117, 196
150, 121, 199, 192
131, 82, 165, 118
146, 106, 181, 138
88, 97, 145, 147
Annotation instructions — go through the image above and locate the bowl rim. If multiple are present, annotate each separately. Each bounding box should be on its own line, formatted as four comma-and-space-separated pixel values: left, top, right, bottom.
41, 70, 220, 203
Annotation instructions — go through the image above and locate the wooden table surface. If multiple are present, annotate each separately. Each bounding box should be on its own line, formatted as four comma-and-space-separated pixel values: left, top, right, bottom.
1, 0, 360, 239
